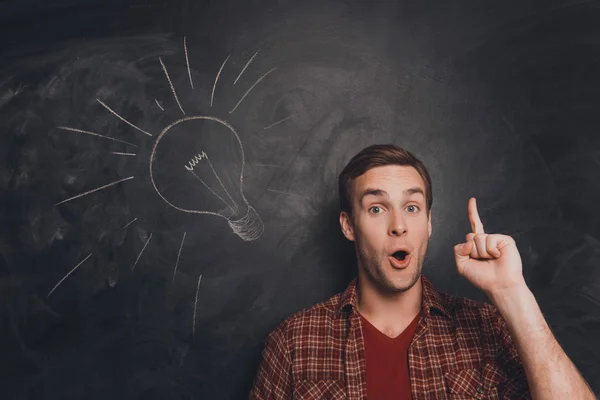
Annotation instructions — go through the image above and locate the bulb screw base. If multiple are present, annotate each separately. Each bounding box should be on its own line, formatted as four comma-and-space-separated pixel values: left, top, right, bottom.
228, 205, 264, 241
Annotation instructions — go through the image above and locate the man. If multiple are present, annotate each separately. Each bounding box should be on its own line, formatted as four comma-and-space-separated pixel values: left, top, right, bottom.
249, 144, 596, 399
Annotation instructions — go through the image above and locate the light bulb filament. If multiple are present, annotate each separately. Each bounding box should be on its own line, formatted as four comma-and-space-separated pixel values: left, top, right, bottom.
184, 151, 208, 171
184, 151, 239, 214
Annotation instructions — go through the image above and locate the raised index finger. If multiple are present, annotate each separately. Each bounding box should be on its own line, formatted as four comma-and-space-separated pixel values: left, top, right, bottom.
468, 197, 485, 233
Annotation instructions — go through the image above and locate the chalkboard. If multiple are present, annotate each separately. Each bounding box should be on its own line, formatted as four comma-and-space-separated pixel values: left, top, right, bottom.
1, 0, 599, 398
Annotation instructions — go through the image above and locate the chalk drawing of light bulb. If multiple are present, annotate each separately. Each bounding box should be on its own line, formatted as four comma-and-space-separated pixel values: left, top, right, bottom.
149, 115, 263, 241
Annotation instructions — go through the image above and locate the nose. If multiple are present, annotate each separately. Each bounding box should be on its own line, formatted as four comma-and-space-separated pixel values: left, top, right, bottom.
388, 209, 407, 236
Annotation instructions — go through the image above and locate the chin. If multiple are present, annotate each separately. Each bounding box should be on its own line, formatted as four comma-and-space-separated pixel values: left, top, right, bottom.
361, 256, 421, 292
387, 269, 421, 292
389, 278, 417, 293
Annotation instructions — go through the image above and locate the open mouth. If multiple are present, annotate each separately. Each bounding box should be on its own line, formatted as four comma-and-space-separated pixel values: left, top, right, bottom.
389, 249, 411, 269
392, 250, 408, 261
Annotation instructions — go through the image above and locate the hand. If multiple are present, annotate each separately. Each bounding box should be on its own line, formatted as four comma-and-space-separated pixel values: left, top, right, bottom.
454, 197, 527, 297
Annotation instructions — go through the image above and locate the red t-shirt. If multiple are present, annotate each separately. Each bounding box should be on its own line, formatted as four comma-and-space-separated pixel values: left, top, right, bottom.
359, 310, 421, 400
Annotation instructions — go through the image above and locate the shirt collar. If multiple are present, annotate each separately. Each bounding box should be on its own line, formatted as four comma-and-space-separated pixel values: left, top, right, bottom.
337, 274, 452, 319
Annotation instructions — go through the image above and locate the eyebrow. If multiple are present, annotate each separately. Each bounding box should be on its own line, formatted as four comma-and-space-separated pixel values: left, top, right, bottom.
403, 187, 425, 197
359, 187, 425, 203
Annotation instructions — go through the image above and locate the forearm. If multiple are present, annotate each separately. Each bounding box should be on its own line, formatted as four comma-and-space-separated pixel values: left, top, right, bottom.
489, 285, 596, 400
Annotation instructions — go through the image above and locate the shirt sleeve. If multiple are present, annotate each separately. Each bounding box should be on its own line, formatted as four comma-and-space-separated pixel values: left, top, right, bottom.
249, 325, 293, 400
494, 308, 532, 400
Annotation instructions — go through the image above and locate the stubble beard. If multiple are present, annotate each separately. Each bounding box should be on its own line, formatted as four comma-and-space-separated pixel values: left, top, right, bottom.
356, 239, 425, 295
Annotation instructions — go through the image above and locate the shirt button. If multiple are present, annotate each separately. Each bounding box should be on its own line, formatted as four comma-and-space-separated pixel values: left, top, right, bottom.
477, 387, 484, 394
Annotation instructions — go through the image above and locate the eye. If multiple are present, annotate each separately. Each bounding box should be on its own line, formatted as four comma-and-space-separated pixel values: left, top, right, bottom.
369, 206, 383, 214
406, 205, 419, 213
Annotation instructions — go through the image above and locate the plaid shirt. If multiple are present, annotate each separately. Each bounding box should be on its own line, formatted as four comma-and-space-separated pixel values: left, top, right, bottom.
249, 274, 531, 400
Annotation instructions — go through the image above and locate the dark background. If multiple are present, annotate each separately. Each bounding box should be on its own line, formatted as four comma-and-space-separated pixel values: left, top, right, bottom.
1, 0, 599, 398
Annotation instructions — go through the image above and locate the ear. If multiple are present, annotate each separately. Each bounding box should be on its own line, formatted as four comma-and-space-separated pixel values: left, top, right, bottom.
428, 209, 432, 238
339, 211, 355, 241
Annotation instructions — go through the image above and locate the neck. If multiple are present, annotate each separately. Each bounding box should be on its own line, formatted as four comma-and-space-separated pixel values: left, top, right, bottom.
356, 273, 422, 326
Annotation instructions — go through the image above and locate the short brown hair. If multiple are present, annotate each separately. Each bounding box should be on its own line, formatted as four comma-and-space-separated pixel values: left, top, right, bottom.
338, 144, 433, 216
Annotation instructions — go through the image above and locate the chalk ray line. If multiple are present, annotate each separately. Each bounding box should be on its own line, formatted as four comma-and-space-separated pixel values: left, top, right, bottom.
173, 231, 186, 284
57, 126, 139, 148
264, 114, 294, 130
184, 36, 194, 89
190, 170, 235, 213
110, 152, 136, 156
97, 99, 153, 137
192, 274, 203, 337
47, 253, 93, 298
159, 57, 186, 115
55, 176, 135, 206
206, 155, 238, 212
211, 55, 230, 107
155, 99, 165, 111
132, 233, 153, 271
234, 49, 260, 85
122, 218, 137, 228
230, 68, 276, 114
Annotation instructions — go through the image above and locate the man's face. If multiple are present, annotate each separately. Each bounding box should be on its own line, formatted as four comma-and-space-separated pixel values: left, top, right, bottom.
340, 165, 432, 294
